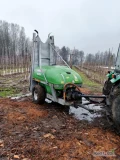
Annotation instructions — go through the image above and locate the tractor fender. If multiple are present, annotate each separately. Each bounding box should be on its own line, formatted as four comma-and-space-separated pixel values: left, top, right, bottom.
110, 75, 120, 83
107, 71, 114, 79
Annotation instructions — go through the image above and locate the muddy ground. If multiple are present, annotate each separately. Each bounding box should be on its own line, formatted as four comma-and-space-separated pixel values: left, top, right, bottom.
0, 96, 120, 160
0, 73, 120, 160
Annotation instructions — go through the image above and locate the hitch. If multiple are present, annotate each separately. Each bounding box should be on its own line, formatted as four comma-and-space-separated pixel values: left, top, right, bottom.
72, 91, 106, 101
64, 83, 106, 103
64, 83, 107, 112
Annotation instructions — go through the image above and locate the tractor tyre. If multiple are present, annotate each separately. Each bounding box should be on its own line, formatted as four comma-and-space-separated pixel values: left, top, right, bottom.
102, 80, 113, 95
112, 87, 120, 130
32, 85, 46, 104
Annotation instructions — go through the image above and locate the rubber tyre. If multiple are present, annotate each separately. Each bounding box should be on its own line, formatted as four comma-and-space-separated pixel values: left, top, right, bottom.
32, 85, 46, 104
112, 87, 120, 130
102, 80, 113, 95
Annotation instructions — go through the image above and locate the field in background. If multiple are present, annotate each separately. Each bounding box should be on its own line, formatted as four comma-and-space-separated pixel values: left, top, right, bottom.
73, 66, 103, 94
74, 64, 114, 84
0, 53, 114, 97
0, 55, 31, 97
0, 65, 105, 98
0, 73, 29, 97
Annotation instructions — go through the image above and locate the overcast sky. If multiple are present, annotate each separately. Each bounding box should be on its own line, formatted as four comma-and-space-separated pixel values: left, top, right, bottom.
0, 0, 120, 54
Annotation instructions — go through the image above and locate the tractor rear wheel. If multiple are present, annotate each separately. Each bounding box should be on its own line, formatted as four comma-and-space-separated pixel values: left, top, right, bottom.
32, 85, 46, 104
102, 79, 113, 95
111, 87, 120, 130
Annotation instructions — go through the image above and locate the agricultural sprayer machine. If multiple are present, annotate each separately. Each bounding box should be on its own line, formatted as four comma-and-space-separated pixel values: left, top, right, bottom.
30, 30, 120, 130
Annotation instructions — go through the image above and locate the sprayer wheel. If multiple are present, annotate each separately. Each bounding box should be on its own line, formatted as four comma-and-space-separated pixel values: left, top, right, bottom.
32, 85, 46, 104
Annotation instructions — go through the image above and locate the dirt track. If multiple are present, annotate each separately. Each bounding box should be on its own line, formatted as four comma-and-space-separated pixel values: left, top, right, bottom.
0, 96, 120, 160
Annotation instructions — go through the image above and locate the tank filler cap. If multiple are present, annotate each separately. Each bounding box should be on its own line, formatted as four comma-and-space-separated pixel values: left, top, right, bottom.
66, 72, 71, 74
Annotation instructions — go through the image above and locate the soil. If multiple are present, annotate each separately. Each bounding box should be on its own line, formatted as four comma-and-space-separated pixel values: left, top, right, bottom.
0, 96, 120, 160
0, 74, 120, 160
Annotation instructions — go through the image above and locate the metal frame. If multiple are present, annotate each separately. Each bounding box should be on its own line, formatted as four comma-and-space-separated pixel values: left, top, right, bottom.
46, 93, 73, 106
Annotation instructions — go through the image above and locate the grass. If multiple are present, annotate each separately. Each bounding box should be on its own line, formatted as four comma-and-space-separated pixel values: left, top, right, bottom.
0, 72, 29, 97
73, 66, 103, 93
0, 87, 20, 97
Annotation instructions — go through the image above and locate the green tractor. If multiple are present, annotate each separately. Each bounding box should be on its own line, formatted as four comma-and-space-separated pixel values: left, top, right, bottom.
103, 44, 120, 130
30, 31, 83, 106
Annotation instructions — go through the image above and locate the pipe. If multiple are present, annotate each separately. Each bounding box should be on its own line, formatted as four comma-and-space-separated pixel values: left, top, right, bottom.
78, 94, 106, 99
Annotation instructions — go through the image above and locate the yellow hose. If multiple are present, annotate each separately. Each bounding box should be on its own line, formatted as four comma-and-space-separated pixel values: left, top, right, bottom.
63, 83, 81, 100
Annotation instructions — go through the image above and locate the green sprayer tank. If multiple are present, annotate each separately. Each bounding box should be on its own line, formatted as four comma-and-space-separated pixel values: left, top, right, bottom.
30, 31, 82, 106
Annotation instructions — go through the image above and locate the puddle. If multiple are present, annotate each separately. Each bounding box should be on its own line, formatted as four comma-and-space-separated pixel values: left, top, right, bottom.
69, 98, 104, 122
